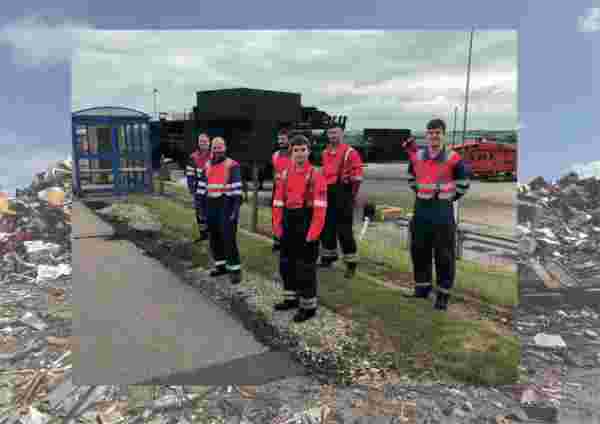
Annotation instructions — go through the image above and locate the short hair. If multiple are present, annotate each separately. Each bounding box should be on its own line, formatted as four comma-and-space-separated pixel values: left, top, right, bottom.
211, 136, 226, 146
327, 122, 343, 130
290, 134, 310, 147
278, 128, 289, 137
427, 118, 446, 133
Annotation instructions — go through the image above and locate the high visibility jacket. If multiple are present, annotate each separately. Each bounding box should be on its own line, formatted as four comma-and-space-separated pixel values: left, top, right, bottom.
408, 146, 471, 201
272, 161, 327, 242
186, 150, 211, 196
272, 150, 292, 182
321, 143, 363, 196
196, 156, 242, 221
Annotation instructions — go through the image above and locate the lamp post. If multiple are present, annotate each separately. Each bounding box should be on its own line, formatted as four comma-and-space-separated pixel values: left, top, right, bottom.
462, 28, 474, 146
457, 28, 474, 259
452, 105, 459, 146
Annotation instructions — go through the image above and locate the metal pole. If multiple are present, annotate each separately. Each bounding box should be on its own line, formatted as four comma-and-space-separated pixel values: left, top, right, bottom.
457, 28, 474, 260
462, 28, 474, 146
153, 89, 158, 121
251, 161, 259, 233
452, 106, 458, 146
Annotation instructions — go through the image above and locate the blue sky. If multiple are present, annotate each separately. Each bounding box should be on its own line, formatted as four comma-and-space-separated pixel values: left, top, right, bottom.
0, 1, 598, 195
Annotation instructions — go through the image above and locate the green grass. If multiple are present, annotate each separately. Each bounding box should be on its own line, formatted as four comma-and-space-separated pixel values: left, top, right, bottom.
159, 183, 517, 307
126, 194, 520, 386
357, 237, 518, 307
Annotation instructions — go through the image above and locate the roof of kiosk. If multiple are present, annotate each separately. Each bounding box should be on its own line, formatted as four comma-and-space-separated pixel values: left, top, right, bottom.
72, 106, 151, 119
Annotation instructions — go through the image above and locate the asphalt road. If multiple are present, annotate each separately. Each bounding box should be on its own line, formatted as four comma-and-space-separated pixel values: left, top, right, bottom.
71, 201, 304, 385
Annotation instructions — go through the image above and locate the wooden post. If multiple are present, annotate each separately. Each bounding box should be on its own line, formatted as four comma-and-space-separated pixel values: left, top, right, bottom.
251, 161, 259, 233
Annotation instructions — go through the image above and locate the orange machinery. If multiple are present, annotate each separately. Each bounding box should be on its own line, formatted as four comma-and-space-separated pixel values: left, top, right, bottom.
452, 139, 517, 181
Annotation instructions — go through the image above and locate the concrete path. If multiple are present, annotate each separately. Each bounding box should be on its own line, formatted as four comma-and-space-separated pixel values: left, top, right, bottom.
72, 201, 304, 385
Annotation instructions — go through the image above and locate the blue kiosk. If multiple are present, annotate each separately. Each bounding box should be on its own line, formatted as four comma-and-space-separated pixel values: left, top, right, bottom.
71, 106, 154, 197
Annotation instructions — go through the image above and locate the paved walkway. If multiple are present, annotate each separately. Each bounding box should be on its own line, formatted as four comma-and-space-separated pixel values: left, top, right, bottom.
72, 201, 304, 385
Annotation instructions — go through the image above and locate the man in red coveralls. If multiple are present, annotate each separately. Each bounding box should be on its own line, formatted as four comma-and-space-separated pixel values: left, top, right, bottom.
186, 133, 212, 242
271, 128, 292, 251
319, 124, 363, 278
272, 135, 327, 322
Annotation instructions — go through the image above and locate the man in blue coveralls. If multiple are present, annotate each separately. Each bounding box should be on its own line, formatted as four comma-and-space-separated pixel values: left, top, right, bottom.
196, 137, 243, 285
403, 119, 471, 311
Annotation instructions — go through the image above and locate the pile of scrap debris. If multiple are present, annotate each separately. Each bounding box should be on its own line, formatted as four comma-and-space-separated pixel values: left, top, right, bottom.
1, 158, 74, 369
517, 172, 600, 291
0, 159, 127, 423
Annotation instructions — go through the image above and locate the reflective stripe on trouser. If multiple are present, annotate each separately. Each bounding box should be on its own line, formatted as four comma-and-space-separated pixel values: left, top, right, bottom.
207, 197, 241, 274
280, 208, 319, 307
409, 218, 456, 292
299, 295, 318, 311
297, 259, 318, 310
320, 183, 357, 262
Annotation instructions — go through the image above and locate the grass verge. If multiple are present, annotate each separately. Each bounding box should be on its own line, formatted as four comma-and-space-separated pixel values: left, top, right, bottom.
161, 182, 518, 307
125, 194, 519, 386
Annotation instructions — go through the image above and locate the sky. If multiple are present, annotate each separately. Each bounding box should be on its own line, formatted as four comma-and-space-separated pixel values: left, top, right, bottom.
70, 30, 517, 132
0, 1, 598, 195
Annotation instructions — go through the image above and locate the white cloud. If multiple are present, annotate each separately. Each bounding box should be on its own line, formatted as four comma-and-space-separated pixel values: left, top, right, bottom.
67, 29, 518, 130
565, 161, 600, 179
0, 13, 92, 67
578, 8, 600, 32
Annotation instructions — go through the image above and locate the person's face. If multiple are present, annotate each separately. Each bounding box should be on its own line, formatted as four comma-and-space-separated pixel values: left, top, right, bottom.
327, 127, 343, 144
426, 127, 445, 149
198, 134, 210, 150
212, 141, 226, 157
291, 144, 309, 164
278, 135, 289, 149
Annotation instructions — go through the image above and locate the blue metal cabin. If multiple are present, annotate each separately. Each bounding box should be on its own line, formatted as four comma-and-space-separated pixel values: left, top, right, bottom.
71, 106, 154, 197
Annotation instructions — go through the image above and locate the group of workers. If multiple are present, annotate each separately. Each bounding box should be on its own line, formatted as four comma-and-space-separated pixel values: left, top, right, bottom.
184, 118, 470, 322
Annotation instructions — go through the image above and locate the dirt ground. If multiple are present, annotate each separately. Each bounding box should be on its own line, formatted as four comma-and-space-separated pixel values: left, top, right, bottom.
460, 198, 516, 235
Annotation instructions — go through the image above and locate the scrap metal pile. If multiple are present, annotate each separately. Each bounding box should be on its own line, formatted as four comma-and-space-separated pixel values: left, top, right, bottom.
517, 172, 600, 290
1, 159, 74, 369
0, 159, 127, 423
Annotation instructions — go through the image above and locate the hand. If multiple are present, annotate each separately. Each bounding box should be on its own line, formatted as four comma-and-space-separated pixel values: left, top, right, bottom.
401, 137, 416, 151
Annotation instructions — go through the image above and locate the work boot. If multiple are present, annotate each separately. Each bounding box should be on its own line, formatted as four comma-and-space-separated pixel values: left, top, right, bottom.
293, 308, 317, 323
194, 231, 209, 243
209, 265, 228, 277
344, 262, 357, 279
318, 258, 336, 268
434, 292, 450, 311
274, 298, 299, 311
402, 284, 432, 299
272, 237, 281, 252
230, 271, 242, 285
